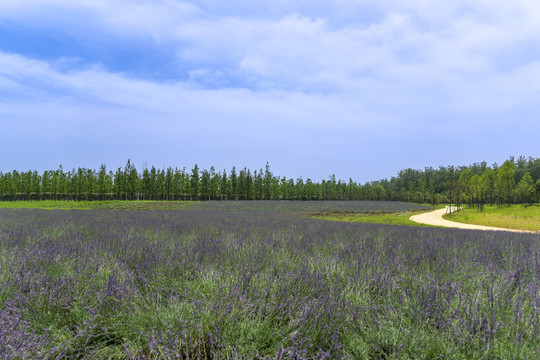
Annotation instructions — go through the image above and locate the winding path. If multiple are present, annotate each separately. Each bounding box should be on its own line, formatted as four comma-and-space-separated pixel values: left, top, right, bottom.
409, 207, 534, 233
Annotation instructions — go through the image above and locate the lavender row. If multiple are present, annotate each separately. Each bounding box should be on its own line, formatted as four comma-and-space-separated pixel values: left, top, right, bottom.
0, 208, 538, 359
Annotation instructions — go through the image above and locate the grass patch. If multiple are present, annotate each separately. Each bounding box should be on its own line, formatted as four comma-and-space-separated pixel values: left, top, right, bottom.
0, 200, 194, 211
311, 208, 441, 227
443, 204, 540, 231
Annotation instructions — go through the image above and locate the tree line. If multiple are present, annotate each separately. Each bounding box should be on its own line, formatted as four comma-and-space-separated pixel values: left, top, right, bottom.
380, 156, 540, 208
1, 157, 539, 206
0, 161, 366, 201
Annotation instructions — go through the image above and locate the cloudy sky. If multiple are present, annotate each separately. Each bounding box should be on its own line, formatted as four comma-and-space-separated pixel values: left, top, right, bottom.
1, 1, 539, 182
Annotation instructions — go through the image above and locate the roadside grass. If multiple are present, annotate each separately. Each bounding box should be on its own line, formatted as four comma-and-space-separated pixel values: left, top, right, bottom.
443, 204, 540, 232
0, 200, 193, 211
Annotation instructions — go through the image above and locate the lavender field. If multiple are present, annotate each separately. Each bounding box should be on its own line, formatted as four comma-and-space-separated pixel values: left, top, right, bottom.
0, 202, 539, 359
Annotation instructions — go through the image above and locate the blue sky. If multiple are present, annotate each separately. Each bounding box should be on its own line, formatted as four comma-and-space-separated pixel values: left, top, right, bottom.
1, 0, 539, 182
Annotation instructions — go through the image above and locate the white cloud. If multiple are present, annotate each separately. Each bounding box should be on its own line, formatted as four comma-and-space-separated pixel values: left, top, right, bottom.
1, 1, 540, 178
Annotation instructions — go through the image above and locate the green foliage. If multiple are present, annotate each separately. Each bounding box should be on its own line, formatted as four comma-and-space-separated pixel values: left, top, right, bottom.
495, 160, 516, 207
517, 172, 534, 206
1, 156, 539, 204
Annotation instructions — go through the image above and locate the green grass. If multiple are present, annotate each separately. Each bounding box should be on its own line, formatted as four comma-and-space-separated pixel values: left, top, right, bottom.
0, 200, 194, 210
443, 204, 540, 231
311, 207, 441, 227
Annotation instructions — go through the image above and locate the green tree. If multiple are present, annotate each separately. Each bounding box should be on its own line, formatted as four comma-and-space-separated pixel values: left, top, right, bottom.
209, 166, 219, 200
535, 179, 540, 203
85, 168, 95, 200
495, 160, 516, 207
458, 169, 473, 207
164, 167, 173, 200
113, 167, 124, 200
517, 171, 534, 206
477, 171, 491, 211
220, 169, 229, 200
230, 166, 238, 200
190, 165, 200, 200
180, 168, 190, 200
254, 169, 263, 200
263, 162, 272, 200
123, 160, 140, 200
199, 169, 210, 200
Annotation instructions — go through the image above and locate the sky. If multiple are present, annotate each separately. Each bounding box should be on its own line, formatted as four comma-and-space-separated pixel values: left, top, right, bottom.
1, 0, 539, 182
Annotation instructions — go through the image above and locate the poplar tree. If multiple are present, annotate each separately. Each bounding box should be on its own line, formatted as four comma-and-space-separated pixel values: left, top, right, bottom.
220, 169, 229, 200
245, 169, 254, 200
190, 165, 200, 200
254, 169, 263, 200
230, 166, 238, 200
165, 167, 173, 200
142, 168, 151, 200
173, 168, 183, 199
209, 166, 219, 200
263, 162, 272, 200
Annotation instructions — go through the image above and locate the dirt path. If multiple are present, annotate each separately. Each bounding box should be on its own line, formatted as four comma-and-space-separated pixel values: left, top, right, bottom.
410, 207, 535, 233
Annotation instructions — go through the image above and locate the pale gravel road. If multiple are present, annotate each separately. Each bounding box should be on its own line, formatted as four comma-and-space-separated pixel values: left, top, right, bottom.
409, 207, 536, 233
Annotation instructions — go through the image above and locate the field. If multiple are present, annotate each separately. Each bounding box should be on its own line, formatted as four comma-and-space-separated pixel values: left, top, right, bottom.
0, 201, 539, 359
444, 204, 540, 232
0, 200, 192, 211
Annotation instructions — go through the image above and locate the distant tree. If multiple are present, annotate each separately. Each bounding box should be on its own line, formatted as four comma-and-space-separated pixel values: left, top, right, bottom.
199, 168, 210, 200
305, 178, 315, 200
477, 172, 491, 211
237, 169, 246, 200
150, 167, 158, 199
445, 180, 461, 213
495, 160, 516, 207
164, 167, 173, 200
0, 172, 5, 200
156, 169, 165, 200
458, 169, 473, 208
85, 168, 95, 200
171, 168, 181, 199
190, 165, 200, 200
373, 184, 387, 200
254, 169, 263, 200
280, 177, 289, 200
179, 168, 190, 200
271, 176, 280, 200
75, 168, 85, 201
230, 166, 238, 200
287, 178, 295, 199
517, 171, 534, 206
296, 177, 305, 200
263, 162, 272, 200
220, 169, 229, 200
3, 173, 13, 200
141, 168, 150, 200
245, 169, 254, 200
209, 166, 219, 200
11, 170, 20, 200
113, 167, 124, 200
98, 165, 109, 200
123, 160, 140, 200
41, 171, 51, 200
